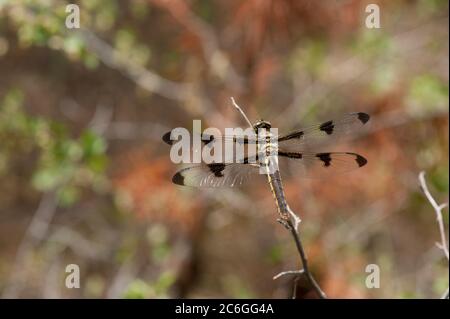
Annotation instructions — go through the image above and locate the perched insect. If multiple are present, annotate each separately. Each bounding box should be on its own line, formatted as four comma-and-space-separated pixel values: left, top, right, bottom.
162, 99, 370, 221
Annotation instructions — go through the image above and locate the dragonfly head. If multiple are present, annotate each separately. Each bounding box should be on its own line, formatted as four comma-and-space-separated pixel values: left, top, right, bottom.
253, 120, 272, 131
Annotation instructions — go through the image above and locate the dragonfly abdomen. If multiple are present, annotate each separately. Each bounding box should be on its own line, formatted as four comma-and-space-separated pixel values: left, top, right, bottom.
267, 169, 289, 216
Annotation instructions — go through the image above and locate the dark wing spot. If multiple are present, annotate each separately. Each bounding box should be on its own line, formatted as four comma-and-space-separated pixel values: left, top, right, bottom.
201, 133, 215, 146
316, 153, 332, 167
348, 153, 368, 167
172, 172, 185, 185
208, 163, 226, 177
278, 151, 302, 159
278, 131, 304, 141
319, 120, 334, 135
357, 112, 370, 124
162, 131, 174, 145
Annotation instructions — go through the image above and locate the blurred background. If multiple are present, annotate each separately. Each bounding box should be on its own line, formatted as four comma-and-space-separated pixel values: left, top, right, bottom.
0, 0, 448, 298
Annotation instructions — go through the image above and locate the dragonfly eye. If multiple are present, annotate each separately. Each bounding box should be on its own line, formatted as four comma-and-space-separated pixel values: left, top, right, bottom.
254, 120, 272, 130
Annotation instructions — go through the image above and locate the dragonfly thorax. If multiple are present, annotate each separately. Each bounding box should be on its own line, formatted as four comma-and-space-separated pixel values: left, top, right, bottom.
256, 131, 279, 163
253, 120, 278, 160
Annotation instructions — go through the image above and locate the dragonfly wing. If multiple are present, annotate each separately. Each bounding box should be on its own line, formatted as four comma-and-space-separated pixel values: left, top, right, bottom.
278, 150, 367, 178
162, 129, 261, 162
162, 130, 259, 147
277, 112, 370, 152
172, 161, 263, 187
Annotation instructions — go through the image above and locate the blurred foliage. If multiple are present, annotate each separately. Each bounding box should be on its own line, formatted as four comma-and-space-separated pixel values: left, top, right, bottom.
417, 0, 449, 16
406, 74, 449, 115
123, 271, 176, 299
221, 274, 254, 299
0, 89, 108, 206
0, 0, 142, 68
114, 28, 151, 66
430, 166, 449, 194
147, 224, 171, 262
289, 39, 327, 77
352, 29, 392, 60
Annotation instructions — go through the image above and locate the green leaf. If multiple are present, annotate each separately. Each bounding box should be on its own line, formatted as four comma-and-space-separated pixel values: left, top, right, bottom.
123, 280, 152, 299
63, 35, 85, 56
153, 271, 176, 295
80, 130, 107, 158
32, 167, 61, 191
352, 30, 391, 59
58, 185, 80, 207
289, 39, 326, 76
87, 154, 107, 173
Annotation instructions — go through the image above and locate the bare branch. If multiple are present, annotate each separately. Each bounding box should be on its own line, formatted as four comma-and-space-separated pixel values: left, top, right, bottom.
106, 257, 139, 299
284, 217, 327, 299
2, 192, 58, 298
88, 103, 114, 136
442, 288, 449, 299
150, 0, 244, 91
2, 105, 114, 298
419, 171, 449, 260
273, 269, 304, 280
273, 206, 326, 298
418, 171, 449, 299
79, 29, 191, 102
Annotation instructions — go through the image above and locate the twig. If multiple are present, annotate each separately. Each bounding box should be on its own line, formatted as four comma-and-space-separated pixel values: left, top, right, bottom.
283, 217, 327, 299
2, 192, 58, 298
418, 171, 449, 299
78, 29, 191, 102
88, 103, 114, 136
273, 209, 325, 299
442, 288, 449, 299
273, 269, 304, 280
230, 97, 253, 128
419, 172, 449, 260
150, 0, 244, 91
106, 255, 139, 299
43, 257, 62, 298
2, 104, 114, 298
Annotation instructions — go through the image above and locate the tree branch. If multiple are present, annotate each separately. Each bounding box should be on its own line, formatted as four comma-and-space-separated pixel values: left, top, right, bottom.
1, 191, 58, 298
274, 212, 327, 299
78, 29, 191, 102
149, 0, 245, 91
418, 171, 449, 299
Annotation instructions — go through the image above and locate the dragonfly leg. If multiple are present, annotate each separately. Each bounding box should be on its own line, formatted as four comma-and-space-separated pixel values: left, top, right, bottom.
276, 217, 290, 230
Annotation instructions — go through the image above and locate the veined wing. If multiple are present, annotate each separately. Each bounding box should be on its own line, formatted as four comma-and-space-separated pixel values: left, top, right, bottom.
162, 129, 260, 163
162, 129, 260, 147
171, 159, 262, 187
170, 149, 367, 186
278, 150, 367, 178
277, 112, 370, 152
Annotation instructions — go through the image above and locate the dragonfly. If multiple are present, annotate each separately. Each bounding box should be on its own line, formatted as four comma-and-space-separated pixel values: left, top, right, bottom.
162, 99, 370, 223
